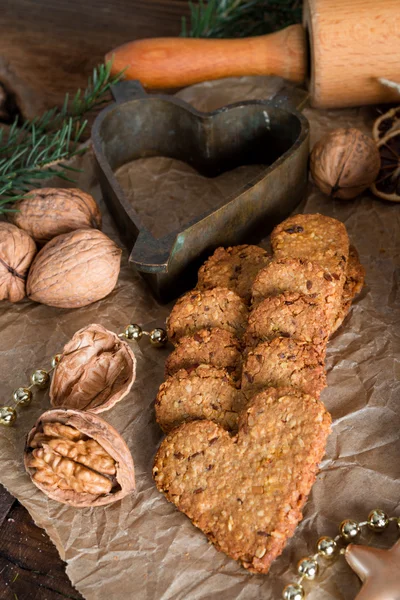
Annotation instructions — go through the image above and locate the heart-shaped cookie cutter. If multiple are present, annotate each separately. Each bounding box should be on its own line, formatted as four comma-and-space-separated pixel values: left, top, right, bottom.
92, 81, 309, 301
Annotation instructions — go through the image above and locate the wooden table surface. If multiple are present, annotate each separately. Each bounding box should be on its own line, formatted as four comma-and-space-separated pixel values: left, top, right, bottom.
0, 2, 189, 598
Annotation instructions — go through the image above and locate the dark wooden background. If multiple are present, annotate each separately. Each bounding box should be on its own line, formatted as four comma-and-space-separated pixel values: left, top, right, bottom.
0, 2, 189, 598
0, 0, 190, 121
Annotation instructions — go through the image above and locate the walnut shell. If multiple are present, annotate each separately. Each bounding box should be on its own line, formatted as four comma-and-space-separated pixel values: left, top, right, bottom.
0, 222, 37, 302
9, 188, 102, 244
310, 128, 380, 199
27, 229, 121, 308
50, 324, 136, 413
24, 408, 135, 507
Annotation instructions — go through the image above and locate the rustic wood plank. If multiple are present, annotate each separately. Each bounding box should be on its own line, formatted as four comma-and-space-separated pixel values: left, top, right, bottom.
0, 485, 16, 528
0, 0, 190, 119
0, 501, 83, 600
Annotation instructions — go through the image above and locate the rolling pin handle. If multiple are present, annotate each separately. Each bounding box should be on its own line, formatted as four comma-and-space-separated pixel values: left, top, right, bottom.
111, 80, 147, 103
107, 25, 307, 89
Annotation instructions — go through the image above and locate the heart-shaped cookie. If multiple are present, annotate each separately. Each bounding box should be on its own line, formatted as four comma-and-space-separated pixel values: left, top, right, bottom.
153, 387, 331, 573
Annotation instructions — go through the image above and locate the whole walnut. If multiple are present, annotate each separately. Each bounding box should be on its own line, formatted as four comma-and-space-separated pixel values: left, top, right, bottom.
24, 409, 136, 507
27, 229, 121, 308
0, 222, 37, 302
310, 128, 380, 199
9, 188, 102, 244
50, 324, 136, 413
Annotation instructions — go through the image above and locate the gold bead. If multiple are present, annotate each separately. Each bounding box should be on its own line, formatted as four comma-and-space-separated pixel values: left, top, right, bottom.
12, 387, 32, 406
149, 328, 168, 347
297, 556, 319, 580
51, 354, 62, 369
340, 519, 361, 542
317, 536, 337, 558
282, 583, 304, 600
30, 369, 50, 388
0, 406, 17, 426
124, 324, 142, 341
367, 509, 389, 531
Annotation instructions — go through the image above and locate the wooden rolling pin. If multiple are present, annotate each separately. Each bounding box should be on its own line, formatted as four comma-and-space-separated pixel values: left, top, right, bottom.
106, 0, 400, 109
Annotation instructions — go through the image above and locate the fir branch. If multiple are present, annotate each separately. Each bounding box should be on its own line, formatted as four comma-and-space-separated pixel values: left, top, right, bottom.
0, 61, 124, 213
181, 0, 302, 39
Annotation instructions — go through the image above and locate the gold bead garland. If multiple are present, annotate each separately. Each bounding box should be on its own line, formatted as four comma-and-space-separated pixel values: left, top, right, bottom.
282, 509, 400, 599
120, 324, 168, 347
0, 323, 168, 427
0, 364, 58, 427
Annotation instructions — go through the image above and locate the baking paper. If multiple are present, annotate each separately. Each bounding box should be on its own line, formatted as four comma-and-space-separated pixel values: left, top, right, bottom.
0, 77, 399, 600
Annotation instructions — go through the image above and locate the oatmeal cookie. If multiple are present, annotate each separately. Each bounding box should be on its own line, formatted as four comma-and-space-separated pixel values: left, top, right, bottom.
270, 213, 349, 274
241, 337, 326, 398
245, 292, 329, 348
252, 257, 343, 332
197, 245, 270, 303
166, 287, 248, 344
332, 245, 365, 332
270, 214, 349, 330
153, 387, 331, 574
156, 365, 246, 433
165, 328, 242, 380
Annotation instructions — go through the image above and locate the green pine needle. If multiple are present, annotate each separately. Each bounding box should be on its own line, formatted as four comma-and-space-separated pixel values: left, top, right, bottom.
181, 0, 301, 38
0, 61, 124, 213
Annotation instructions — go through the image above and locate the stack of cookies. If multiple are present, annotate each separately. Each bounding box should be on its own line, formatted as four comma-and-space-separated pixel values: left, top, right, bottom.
153, 214, 365, 574
159, 246, 270, 432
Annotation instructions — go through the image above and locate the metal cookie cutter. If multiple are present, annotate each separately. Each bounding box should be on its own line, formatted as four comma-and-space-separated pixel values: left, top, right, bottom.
92, 81, 309, 302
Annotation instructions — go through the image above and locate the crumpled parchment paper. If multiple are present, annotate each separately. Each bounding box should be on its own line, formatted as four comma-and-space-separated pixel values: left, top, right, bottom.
115, 159, 265, 240
0, 76, 399, 600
